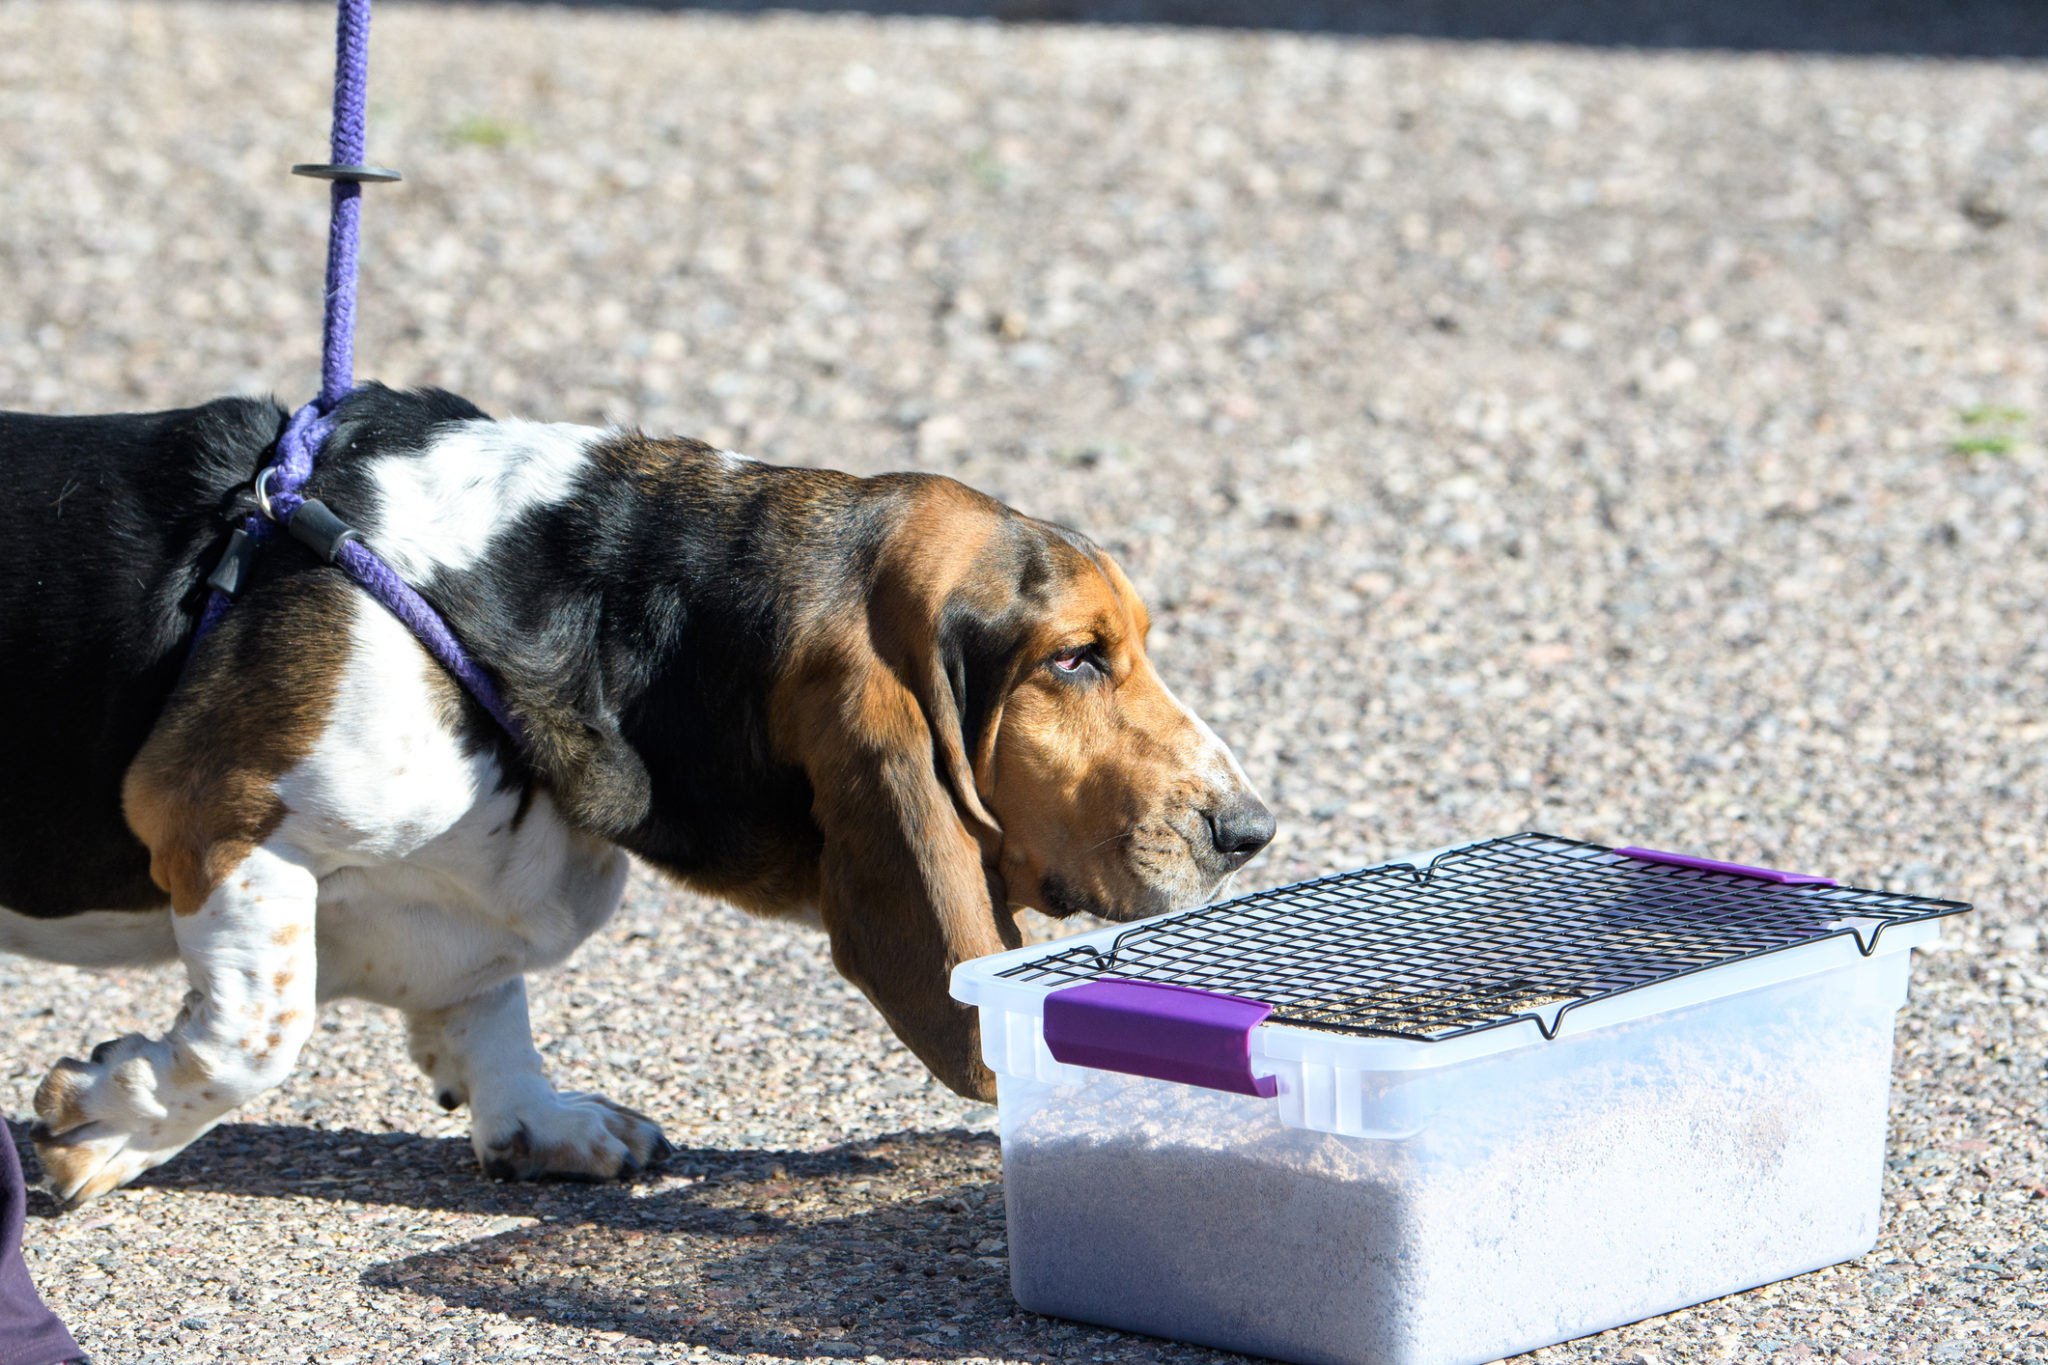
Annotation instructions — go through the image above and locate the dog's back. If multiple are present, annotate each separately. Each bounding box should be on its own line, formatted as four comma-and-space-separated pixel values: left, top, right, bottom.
0, 398, 284, 916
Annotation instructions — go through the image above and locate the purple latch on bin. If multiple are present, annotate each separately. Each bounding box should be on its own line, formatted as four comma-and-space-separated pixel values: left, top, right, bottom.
1042, 979, 1279, 1098
1615, 846, 1838, 887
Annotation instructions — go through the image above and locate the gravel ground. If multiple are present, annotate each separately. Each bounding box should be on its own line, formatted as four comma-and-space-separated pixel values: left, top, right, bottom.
3, 2, 2046, 1362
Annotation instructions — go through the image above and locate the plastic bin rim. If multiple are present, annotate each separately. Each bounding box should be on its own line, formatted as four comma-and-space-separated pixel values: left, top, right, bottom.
952, 839, 1941, 1073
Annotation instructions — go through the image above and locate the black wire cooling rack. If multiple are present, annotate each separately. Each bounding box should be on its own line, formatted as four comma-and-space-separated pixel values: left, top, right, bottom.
998, 832, 1971, 1042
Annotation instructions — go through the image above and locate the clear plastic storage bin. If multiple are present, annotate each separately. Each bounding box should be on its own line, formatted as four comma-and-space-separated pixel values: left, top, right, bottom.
951, 834, 1966, 1365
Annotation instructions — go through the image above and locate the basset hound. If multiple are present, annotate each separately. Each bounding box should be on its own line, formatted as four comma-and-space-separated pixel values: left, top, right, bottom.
0, 385, 1273, 1206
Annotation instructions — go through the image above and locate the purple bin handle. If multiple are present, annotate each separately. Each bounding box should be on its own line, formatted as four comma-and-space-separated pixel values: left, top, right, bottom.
1615, 846, 1837, 887
1043, 979, 1279, 1098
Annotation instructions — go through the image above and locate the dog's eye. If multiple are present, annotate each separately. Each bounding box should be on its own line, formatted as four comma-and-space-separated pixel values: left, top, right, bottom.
1049, 646, 1101, 679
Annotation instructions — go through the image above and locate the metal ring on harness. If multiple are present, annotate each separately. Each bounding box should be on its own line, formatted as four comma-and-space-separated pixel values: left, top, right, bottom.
253, 465, 280, 523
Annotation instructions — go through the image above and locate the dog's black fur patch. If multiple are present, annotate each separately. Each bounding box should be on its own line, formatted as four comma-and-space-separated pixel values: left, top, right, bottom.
0, 399, 286, 915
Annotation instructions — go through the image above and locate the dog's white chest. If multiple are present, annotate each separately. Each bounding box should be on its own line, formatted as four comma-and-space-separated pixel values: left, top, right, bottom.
282, 597, 629, 1010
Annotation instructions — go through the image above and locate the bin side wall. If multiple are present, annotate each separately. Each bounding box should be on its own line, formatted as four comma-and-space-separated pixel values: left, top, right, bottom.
996, 954, 1903, 1365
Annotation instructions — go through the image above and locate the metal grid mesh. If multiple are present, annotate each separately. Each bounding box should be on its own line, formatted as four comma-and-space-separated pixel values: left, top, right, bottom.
998, 832, 1970, 1042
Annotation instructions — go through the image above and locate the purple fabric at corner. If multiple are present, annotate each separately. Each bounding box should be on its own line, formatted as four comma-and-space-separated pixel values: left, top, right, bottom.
1615, 846, 1838, 887
0, 1126, 82, 1365
1044, 979, 1278, 1098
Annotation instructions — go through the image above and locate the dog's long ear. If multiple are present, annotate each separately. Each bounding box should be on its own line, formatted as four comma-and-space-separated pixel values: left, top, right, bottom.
930, 584, 1037, 845
516, 638, 654, 838
550, 716, 652, 836
781, 519, 1035, 1101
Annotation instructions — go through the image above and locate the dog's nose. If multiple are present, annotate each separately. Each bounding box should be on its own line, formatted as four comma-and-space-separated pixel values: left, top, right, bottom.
1206, 794, 1276, 869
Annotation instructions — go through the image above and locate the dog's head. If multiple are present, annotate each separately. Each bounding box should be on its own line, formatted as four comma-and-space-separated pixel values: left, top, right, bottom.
787, 476, 1271, 1099
950, 516, 1272, 924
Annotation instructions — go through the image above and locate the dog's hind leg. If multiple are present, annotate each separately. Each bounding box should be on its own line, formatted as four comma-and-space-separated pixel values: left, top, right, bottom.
405, 977, 669, 1181
30, 840, 320, 1205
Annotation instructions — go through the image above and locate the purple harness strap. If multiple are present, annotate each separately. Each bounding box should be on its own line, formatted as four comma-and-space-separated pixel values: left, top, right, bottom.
192, 0, 522, 745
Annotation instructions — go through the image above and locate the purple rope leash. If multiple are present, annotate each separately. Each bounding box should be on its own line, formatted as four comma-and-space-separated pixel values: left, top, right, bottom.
194, 0, 523, 744
317, 0, 370, 411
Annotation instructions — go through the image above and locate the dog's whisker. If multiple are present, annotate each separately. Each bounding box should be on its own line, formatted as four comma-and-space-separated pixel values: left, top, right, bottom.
1206, 868, 1245, 904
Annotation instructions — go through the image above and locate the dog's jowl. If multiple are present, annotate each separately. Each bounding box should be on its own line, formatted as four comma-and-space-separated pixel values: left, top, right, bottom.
0, 386, 1272, 1205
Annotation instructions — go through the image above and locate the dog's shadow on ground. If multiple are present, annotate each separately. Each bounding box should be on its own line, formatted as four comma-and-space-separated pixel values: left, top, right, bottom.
16, 1118, 1109, 1361
358, 1132, 1048, 1360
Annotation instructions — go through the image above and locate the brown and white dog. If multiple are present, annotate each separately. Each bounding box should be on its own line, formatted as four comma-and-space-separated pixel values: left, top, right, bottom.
0, 386, 1272, 1206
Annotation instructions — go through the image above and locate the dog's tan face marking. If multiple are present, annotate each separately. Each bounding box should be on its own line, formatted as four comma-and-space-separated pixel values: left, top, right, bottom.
985, 539, 1265, 922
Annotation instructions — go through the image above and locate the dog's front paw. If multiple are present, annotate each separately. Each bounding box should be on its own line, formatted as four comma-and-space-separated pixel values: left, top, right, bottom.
31, 1037, 209, 1206
473, 1092, 671, 1182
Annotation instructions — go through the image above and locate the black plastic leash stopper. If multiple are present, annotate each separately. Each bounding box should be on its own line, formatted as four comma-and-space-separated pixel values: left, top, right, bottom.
286, 498, 363, 564
205, 527, 259, 596
292, 163, 402, 183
